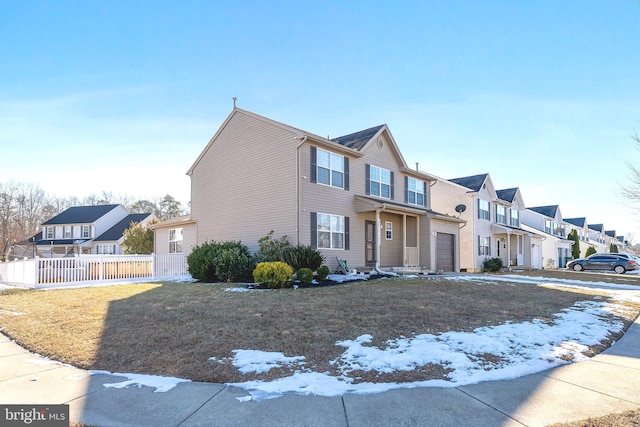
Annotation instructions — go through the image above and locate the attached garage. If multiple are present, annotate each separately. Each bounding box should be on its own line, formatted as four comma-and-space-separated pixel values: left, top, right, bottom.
436, 232, 455, 272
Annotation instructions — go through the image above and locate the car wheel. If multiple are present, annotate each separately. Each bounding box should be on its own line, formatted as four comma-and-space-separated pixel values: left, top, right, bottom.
573, 264, 583, 272
614, 265, 626, 274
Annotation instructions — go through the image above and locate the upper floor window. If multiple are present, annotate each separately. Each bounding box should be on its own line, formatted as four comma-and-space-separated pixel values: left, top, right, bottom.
46, 227, 54, 239
317, 148, 344, 188
169, 228, 183, 253
544, 220, 553, 234
63, 226, 72, 239
311, 147, 349, 190
407, 177, 425, 206
496, 205, 506, 224
478, 199, 490, 220
510, 210, 519, 227
81, 225, 91, 239
369, 165, 392, 199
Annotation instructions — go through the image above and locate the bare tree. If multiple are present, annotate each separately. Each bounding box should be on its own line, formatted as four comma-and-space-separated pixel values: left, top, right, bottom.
622, 131, 640, 204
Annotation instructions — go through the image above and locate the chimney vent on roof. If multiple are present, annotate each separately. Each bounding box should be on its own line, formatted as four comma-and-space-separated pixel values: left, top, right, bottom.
416, 162, 419, 171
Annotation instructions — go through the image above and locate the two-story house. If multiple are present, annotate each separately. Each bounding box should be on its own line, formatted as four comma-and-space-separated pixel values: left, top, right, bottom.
430, 173, 540, 271
521, 205, 573, 268
37, 204, 154, 256
564, 217, 590, 257
152, 108, 465, 272
587, 223, 608, 253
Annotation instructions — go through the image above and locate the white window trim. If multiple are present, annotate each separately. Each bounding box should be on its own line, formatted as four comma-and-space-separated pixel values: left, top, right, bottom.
407, 177, 424, 206
63, 225, 72, 239
496, 205, 506, 224
385, 221, 393, 240
81, 225, 91, 239
169, 228, 184, 254
370, 165, 391, 199
479, 236, 490, 256
478, 199, 490, 221
316, 148, 345, 189
317, 213, 345, 250
46, 227, 54, 239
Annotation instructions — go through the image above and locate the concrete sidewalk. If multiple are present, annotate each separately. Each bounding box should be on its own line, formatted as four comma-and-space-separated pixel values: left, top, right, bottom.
1, 317, 639, 427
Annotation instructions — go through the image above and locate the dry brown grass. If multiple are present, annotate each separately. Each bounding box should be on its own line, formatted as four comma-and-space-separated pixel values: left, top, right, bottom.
548, 409, 640, 427
0, 273, 638, 385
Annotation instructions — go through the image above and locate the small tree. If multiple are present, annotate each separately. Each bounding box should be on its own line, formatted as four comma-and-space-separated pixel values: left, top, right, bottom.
609, 243, 619, 253
122, 222, 154, 254
567, 229, 581, 259
585, 246, 597, 257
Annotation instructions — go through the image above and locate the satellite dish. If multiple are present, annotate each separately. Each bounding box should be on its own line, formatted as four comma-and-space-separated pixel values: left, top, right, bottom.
455, 204, 467, 214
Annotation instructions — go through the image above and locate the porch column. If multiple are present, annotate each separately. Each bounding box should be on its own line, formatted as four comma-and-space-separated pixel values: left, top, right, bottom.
375, 210, 381, 270
506, 231, 511, 270
402, 215, 407, 267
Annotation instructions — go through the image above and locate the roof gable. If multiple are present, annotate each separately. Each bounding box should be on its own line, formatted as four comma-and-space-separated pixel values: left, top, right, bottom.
449, 174, 489, 192
496, 188, 517, 203
565, 217, 586, 227
528, 205, 559, 219
42, 204, 120, 225
331, 125, 385, 150
94, 213, 152, 242
588, 223, 604, 232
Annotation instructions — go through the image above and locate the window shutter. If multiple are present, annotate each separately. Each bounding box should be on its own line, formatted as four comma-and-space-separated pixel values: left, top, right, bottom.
310, 212, 317, 248
423, 181, 427, 207
365, 164, 370, 195
477, 199, 481, 219
390, 171, 395, 200
344, 216, 350, 250
310, 146, 317, 183
477, 235, 481, 255
343, 157, 349, 191
404, 176, 408, 203
488, 237, 491, 256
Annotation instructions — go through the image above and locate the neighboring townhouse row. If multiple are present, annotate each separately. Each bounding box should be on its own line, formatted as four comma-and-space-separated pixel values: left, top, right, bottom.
35, 204, 155, 257
151, 108, 629, 273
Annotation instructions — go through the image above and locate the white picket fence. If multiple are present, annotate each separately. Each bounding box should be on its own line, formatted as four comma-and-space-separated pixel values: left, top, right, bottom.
0, 254, 189, 288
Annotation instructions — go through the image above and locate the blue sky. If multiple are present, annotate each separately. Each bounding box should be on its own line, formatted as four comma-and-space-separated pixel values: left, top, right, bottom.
2, 1, 640, 240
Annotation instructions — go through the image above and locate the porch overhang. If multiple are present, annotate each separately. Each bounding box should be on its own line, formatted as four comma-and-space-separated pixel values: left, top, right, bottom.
491, 224, 530, 236
36, 239, 90, 246
354, 195, 428, 216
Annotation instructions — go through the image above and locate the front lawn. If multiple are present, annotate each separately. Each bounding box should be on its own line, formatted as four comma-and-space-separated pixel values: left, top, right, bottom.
0, 274, 638, 386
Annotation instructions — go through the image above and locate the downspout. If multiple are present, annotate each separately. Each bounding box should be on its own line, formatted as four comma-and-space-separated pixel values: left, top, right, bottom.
295, 135, 308, 245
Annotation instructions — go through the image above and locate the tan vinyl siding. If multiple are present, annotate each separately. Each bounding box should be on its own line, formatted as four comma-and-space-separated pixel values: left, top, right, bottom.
190, 112, 298, 251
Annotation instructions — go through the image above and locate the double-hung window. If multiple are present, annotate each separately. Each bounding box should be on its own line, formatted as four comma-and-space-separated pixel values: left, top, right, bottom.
385, 221, 393, 240
81, 225, 91, 239
369, 165, 391, 198
496, 205, 506, 224
479, 236, 491, 256
316, 213, 345, 249
407, 177, 425, 206
63, 226, 72, 239
46, 227, 54, 239
478, 199, 490, 220
544, 220, 553, 234
97, 244, 115, 255
316, 148, 345, 189
169, 228, 183, 254
510, 210, 519, 227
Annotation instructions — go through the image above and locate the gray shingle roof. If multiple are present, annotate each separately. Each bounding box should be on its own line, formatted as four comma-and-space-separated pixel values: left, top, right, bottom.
588, 223, 604, 232
449, 174, 489, 192
42, 204, 121, 225
331, 125, 385, 150
528, 205, 558, 218
94, 214, 152, 242
605, 230, 616, 237
496, 188, 518, 203
564, 217, 586, 227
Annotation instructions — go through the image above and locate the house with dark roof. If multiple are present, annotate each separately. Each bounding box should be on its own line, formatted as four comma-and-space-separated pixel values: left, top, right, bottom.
431, 174, 541, 271
153, 107, 465, 272
37, 205, 154, 257
521, 205, 573, 268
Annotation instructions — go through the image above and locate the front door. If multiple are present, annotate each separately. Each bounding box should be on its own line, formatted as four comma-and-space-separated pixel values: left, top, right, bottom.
365, 220, 376, 266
